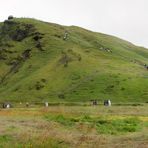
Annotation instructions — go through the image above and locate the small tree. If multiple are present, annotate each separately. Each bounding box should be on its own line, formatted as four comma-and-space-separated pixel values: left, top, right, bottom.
8, 15, 14, 20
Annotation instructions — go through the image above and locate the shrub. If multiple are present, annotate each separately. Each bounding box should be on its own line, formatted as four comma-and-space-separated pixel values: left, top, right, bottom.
8, 15, 13, 20
58, 93, 65, 99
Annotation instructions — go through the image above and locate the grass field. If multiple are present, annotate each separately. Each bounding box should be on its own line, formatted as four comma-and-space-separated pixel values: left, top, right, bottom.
0, 17, 148, 147
0, 104, 147, 148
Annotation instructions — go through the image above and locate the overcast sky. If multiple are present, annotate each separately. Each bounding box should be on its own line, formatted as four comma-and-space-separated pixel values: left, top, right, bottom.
0, 0, 148, 48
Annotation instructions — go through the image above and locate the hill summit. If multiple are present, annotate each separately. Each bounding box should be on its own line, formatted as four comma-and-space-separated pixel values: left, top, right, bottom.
0, 17, 148, 103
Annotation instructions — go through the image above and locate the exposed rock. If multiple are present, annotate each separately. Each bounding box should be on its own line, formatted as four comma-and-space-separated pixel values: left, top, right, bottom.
2, 21, 35, 41
21, 49, 31, 60
33, 32, 44, 41
32, 32, 44, 50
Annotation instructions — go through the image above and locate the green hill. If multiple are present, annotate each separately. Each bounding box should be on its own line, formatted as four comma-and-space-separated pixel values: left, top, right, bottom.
0, 17, 148, 103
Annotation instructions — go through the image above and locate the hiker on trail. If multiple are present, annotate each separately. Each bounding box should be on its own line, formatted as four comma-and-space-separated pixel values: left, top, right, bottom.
92, 100, 97, 106
45, 102, 48, 107
63, 31, 68, 40
108, 100, 111, 106
2, 102, 11, 108
26, 102, 29, 107
104, 100, 111, 106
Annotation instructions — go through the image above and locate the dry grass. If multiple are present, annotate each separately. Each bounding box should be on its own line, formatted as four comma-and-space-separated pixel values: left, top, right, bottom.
0, 105, 147, 147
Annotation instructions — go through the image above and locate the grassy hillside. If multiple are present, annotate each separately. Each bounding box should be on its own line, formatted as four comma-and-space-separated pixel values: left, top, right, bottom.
0, 17, 148, 103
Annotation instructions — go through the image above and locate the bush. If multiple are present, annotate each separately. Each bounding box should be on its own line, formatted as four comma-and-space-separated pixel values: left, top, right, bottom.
58, 93, 65, 99
8, 15, 13, 20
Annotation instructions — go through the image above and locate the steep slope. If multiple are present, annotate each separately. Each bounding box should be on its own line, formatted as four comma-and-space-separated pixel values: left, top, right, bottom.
0, 18, 148, 103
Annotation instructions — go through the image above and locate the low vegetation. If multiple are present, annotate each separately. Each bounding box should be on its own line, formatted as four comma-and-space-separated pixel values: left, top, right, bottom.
45, 114, 142, 134
0, 105, 147, 147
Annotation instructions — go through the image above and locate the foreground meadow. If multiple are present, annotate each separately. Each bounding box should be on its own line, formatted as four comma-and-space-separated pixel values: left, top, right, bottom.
0, 104, 148, 148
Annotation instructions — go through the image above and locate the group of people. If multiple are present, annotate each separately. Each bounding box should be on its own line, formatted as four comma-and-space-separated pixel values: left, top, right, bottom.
2, 102, 49, 109
92, 99, 111, 106
2, 100, 112, 109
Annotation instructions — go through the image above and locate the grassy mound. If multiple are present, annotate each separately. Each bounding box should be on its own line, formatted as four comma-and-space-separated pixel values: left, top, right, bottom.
0, 17, 148, 103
